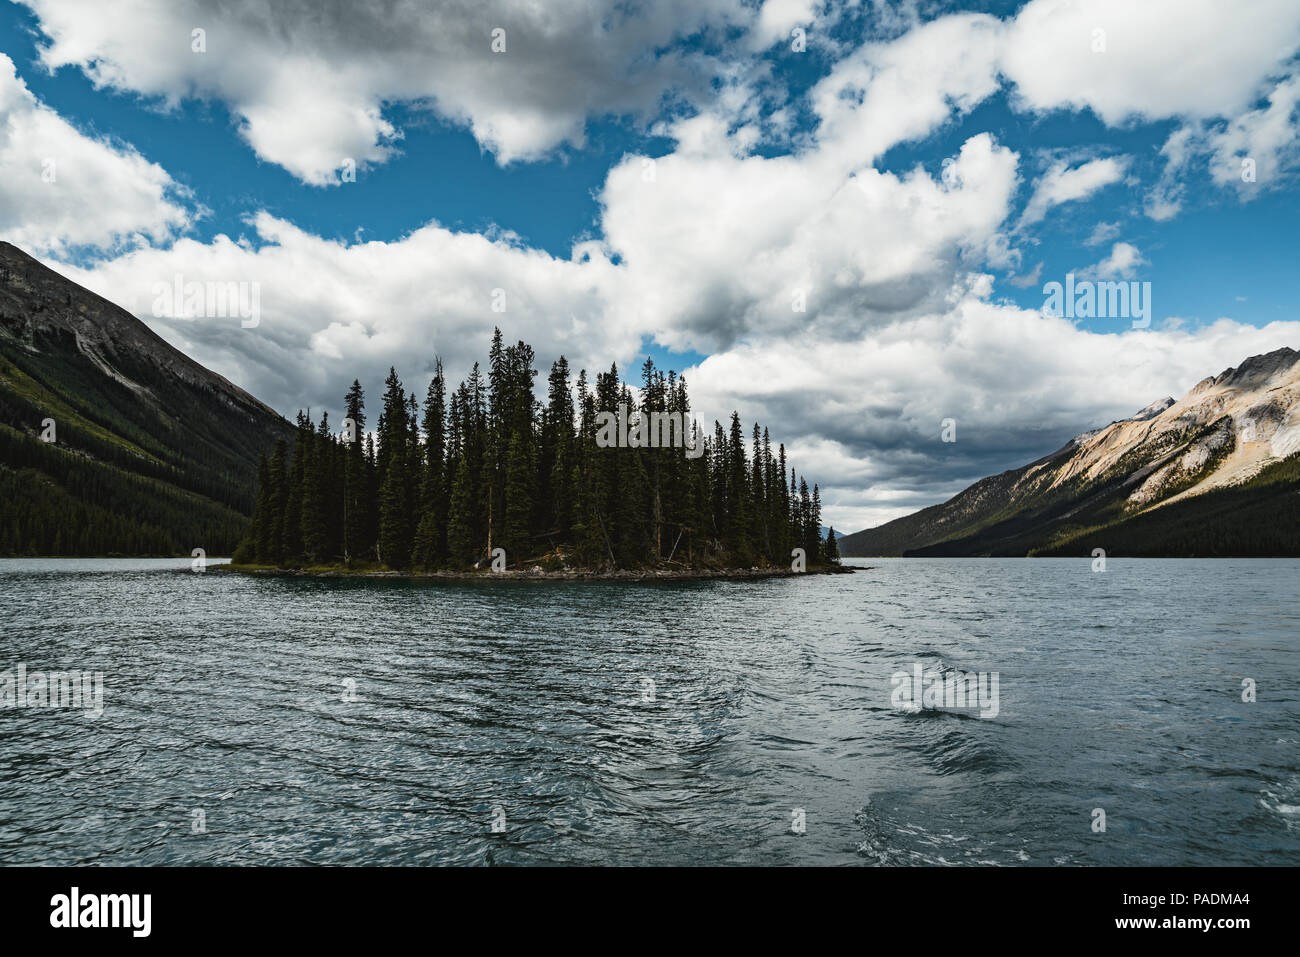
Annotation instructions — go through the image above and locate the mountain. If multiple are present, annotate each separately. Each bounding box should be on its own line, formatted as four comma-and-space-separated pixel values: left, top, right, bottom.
839, 347, 1300, 558
0, 242, 293, 556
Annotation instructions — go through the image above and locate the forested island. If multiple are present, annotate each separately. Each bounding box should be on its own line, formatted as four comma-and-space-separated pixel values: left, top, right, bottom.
231, 330, 844, 577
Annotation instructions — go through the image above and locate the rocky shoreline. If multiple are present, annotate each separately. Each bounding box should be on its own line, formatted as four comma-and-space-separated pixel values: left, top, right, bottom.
216, 563, 859, 583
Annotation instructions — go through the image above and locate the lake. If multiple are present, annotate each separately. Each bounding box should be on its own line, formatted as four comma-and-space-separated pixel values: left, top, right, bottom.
0, 557, 1296, 865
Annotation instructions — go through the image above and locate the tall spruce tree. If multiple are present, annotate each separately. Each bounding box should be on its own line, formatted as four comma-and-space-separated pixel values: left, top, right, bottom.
342, 380, 370, 563
300, 411, 331, 563
413, 361, 447, 568
376, 368, 415, 567
727, 412, 751, 563
824, 526, 840, 565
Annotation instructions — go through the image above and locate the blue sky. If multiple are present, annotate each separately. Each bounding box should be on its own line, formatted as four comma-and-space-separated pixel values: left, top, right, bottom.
0, 2, 708, 371
2, 0, 1298, 530
6, 1, 1295, 329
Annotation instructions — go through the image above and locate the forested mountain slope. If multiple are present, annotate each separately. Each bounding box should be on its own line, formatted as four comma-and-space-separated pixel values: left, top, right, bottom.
0, 242, 293, 555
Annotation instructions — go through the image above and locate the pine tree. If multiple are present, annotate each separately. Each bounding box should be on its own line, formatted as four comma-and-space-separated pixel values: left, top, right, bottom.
541, 357, 575, 542
727, 412, 751, 563
447, 454, 474, 565
824, 526, 840, 564
281, 412, 309, 561
503, 430, 534, 561
364, 433, 379, 559
342, 380, 370, 563
797, 476, 812, 562
806, 483, 823, 563
466, 363, 488, 559
413, 361, 447, 568
234, 332, 830, 573
776, 443, 790, 559
376, 368, 415, 567
751, 422, 766, 560
300, 411, 331, 563
711, 421, 728, 541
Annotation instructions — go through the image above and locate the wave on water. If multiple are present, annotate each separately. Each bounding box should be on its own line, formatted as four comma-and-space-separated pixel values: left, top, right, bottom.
853, 795, 1043, 867
1260, 778, 1300, 827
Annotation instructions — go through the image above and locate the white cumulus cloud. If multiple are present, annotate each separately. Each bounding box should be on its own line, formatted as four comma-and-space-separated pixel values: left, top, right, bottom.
0, 54, 193, 254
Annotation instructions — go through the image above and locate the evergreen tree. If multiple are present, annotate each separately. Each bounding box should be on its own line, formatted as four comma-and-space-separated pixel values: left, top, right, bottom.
727, 412, 751, 563
503, 430, 534, 561
776, 443, 790, 558
824, 526, 841, 565
232, 332, 831, 573
541, 357, 576, 541
447, 453, 475, 564
376, 368, 415, 567
300, 411, 331, 563
797, 476, 812, 561
413, 361, 447, 568
751, 422, 766, 560
342, 380, 370, 563
281, 412, 308, 561
364, 433, 379, 559
805, 483, 823, 563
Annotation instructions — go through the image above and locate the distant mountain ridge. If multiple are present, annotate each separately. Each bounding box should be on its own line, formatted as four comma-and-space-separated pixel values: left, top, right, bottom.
839, 347, 1300, 558
0, 241, 293, 555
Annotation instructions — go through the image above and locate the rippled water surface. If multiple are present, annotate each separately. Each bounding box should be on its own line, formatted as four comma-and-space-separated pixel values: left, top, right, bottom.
1, 557, 1296, 865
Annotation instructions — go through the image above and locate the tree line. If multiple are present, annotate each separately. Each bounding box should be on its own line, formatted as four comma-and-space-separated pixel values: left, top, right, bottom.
234, 330, 841, 570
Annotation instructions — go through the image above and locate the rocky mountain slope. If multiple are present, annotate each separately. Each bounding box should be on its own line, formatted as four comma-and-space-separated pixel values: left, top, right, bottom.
840, 347, 1300, 557
0, 241, 293, 555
